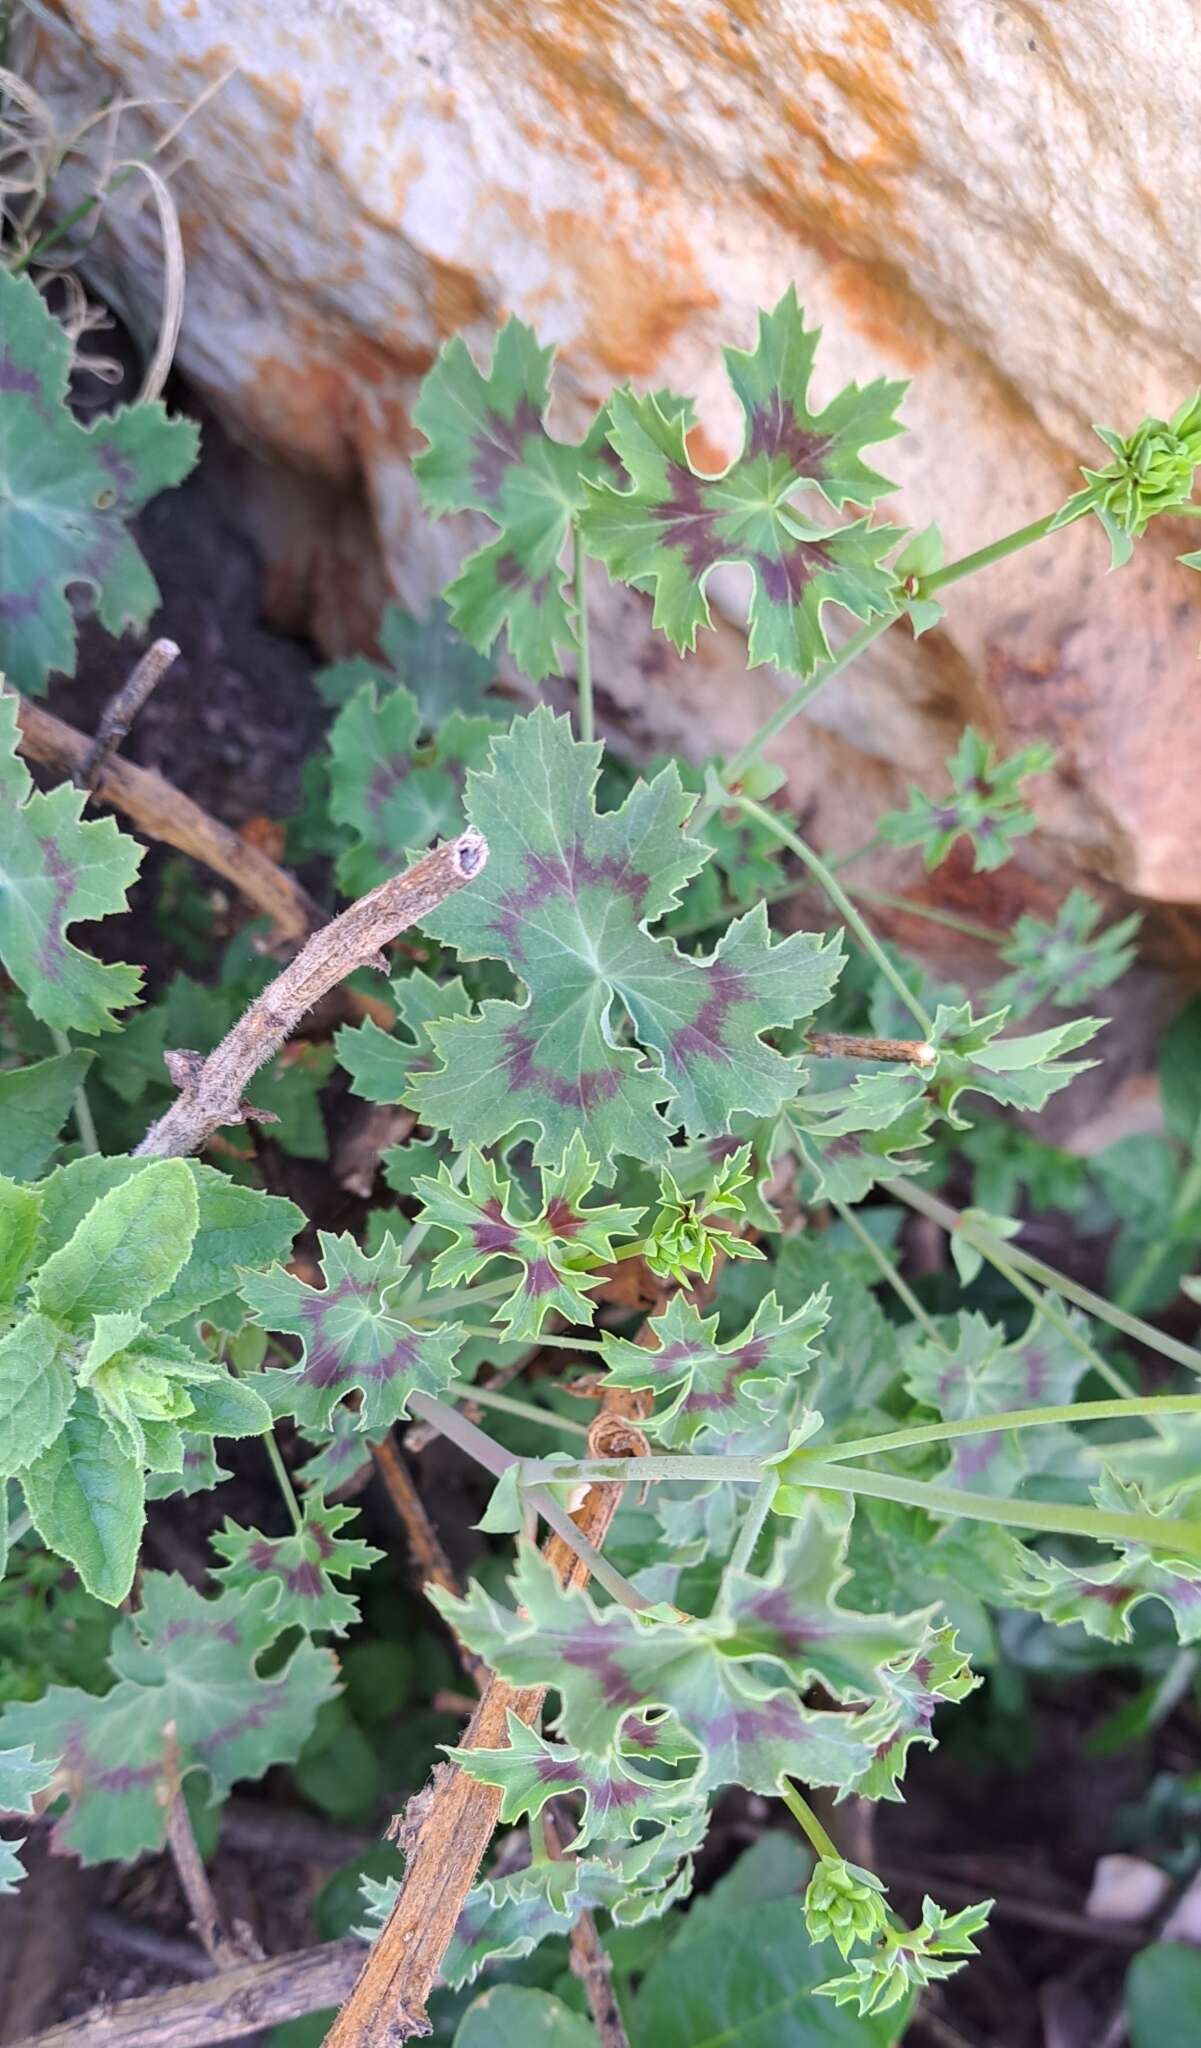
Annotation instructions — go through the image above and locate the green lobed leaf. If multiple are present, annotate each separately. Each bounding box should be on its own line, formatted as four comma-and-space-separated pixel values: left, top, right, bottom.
314, 600, 496, 723
430, 1540, 888, 1799
0, 692, 143, 1032
599, 1289, 827, 1449
242, 1231, 464, 1432
211, 1496, 383, 1637
794, 1072, 933, 1204
0, 1050, 93, 1179
925, 1002, 1100, 1129
328, 680, 501, 894
0, 269, 199, 694
990, 888, 1140, 1020
447, 1709, 702, 1846
580, 287, 906, 678
405, 707, 844, 1170
336, 968, 473, 1108
878, 727, 1053, 874
1008, 1473, 1201, 1645
0, 1743, 57, 1893
0, 1573, 337, 1862
413, 318, 613, 679
0, 1313, 73, 1476
902, 1309, 1088, 1495
415, 1132, 642, 1339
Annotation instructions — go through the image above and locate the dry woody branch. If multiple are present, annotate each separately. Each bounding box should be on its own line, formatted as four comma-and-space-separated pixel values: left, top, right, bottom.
136, 828, 487, 1159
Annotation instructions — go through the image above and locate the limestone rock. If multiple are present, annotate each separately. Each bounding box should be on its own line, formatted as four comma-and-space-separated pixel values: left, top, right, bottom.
21, 1, 1201, 914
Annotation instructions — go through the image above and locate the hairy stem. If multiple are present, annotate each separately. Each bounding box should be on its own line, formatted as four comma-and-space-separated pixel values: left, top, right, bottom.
795, 1393, 1201, 1466
444, 1381, 591, 1435
736, 796, 935, 1038
574, 529, 594, 745
695, 615, 897, 827
728, 1474, 778, 1577
912, 509, 1073, 599
262, 1430, 304, 1535
783, 1459, 1201, 1555
409, 1392, 653, 1613
777, 1777, 840, 1863
49, 1026, 98, 1156
891, 1179, 1201, 1379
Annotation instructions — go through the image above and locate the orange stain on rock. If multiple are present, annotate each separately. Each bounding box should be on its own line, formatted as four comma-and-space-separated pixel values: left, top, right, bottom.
428, 256, 490, 338
541, 209, 717, 379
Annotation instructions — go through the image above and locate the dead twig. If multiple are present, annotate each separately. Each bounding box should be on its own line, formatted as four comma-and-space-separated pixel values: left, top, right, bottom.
77, 637, 179, 788
805, 1030, 934, 1065
159, 1727, 260, 1969
370, 1431, 487, 1690
14, 690, 323, 941
135, 830, 486, 1159
544, 1804, 630, 2048
9, 1938, 364, 2048
324, 1402, 648, 2048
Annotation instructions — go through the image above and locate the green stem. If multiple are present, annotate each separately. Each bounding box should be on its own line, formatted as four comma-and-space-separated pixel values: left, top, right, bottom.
445, 1381, 591, 1436
737, 795, 934, 1037
728, 1474, 778, 1577
797, 1394, 1201, 1467
50, 1027, 98, 1155
891, 1179, 1201, 1379
409, 1392, 653, 1613
788, 1458, 1201, 1557
518, 1452, 766, 1486
574, 529, 594, 745
1115, 1157, 1201, 1313
263, 1430, 304, 1535
411, 1277, 521, 1316
6, 1509, 32, 1548
449, 1322, 605, 1353
913, 509, 1077, 599
778, 1777, 840, 1863
694, 615, 898, 830
817, 1167, 945, 1348
843, 883, 1003, 948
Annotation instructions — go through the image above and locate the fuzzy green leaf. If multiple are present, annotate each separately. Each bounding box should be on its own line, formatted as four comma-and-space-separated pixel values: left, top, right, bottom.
406, 707, 843, 1170
599, 1289, 826, 1448
19, 1388, 144, 1603
0, 1312, 73, 1476
0, 1574, 336, 1862
0, 1172, 42, 1304
242, 1231, 464, 1432
0, 692, 143, 1032
0, 269, 198, 693
415, 1132, 641, 1339
580, 288, 905, 677
34, 1157, 198, 1325
0, 1050, 92, 1179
